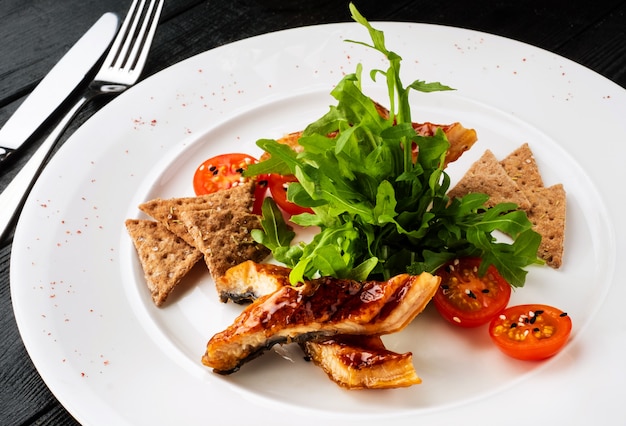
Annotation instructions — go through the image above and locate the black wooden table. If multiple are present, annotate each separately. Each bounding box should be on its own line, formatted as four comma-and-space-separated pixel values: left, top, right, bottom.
1, 1, 625, 424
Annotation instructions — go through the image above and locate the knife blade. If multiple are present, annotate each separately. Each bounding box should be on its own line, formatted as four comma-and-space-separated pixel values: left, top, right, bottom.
0, 12, 119, 164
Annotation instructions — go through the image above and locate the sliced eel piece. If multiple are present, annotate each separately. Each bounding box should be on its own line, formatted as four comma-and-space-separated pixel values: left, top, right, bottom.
217, 261, 423, 388
301, 335, 421, 389
412, 121, 478, 168
202, 272, 440, 374
260, 100, 476, 170
214, 260, 291, 304
262, 120, 476, 170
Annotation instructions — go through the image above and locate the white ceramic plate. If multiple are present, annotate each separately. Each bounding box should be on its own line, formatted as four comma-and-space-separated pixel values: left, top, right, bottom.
11, 22, 626, 425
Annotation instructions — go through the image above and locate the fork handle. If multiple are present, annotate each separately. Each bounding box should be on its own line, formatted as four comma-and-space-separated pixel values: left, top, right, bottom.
0, 95, 88, 241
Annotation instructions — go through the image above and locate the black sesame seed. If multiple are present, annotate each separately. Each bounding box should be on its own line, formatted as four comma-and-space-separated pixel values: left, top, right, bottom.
209, 166, 217, 172
535, 310, 544, 316
529, 316, 537, 324
510, 323, 517, 328
559, 312, 568, 317
235, 168, 244, 174
533, 327, 540, 332
481, 289, 490, 293
467, 290, 477, 299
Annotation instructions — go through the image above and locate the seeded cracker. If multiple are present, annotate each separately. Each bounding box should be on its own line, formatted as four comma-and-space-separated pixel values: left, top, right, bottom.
138, 181, 256, 247
499, 142, 544, 190
447, 149, 531, 210
180, 208, 270, 282
448, 144, 567, 268
125, 219, 203, 306
524, 184, 566, 268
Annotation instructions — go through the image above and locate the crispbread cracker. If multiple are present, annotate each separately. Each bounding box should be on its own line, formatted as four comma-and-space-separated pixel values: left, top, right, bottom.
500, 143, 544, 190
180, 208, 270, 282
525, 184, 566, 268
125, 219, 203, 306
447, 149, 531, 210
448, 144, 567, 268
138, 181, 256, 247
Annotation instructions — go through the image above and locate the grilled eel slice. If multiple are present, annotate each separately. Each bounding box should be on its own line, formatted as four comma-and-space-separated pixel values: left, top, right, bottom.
214, 260, 291, 304
260, 101, 477, 169
216, 261, 424, 388
202, 271, 440, 375
301, 335, 421, 389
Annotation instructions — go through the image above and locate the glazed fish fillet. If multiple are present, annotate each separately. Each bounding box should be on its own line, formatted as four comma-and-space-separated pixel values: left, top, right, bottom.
215, 260, 291, 304
301, 335, 422, 389
202, 272, 440, 374
216, 261, 423, 388
264, 120, 476, 169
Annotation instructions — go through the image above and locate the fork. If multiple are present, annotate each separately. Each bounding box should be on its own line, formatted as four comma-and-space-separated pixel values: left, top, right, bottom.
0, 0, 164, 241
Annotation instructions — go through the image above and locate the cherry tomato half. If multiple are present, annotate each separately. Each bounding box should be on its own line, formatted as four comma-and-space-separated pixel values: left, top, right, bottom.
192, 153, 268, 215
489, 304, 572, 361
267, 174, 313, 216
433, 257, 511, 328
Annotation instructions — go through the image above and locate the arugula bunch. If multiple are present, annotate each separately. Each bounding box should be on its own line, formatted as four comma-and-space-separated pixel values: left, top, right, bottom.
246, 3, 542, 287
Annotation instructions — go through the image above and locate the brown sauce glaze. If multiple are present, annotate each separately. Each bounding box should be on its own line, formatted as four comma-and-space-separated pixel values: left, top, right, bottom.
318, 335, 409, 369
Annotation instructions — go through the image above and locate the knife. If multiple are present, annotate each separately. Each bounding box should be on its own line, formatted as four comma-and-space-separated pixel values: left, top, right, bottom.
0, 12, 119, 165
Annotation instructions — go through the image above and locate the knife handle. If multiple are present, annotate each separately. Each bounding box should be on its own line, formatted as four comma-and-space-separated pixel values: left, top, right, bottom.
0, 96, 87, 241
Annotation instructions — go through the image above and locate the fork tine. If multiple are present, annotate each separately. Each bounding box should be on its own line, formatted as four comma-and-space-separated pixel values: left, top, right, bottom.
102, 0, 143, 69
114, 0, 146, 69
103, 0, 163, 73
127, 0, 164, 72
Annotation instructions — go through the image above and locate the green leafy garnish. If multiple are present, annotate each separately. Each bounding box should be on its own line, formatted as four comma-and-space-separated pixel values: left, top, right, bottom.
246, 3, 542, 287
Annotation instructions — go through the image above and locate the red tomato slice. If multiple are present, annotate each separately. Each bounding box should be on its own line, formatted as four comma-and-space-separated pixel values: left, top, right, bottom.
192, 153, 267, 214
489, 304, 572, 361
433, 257, 511, 328
267, 174, 313, 216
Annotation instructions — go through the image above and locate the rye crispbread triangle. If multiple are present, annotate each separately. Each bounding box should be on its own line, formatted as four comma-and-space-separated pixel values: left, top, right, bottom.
447, 144, 566, 268
524, 184, 566, 268
179, 208, 270, 282
447, 149, 531, 210
125, 219, 203, 306
138, 181, 256, 247
500, 142, 544, 190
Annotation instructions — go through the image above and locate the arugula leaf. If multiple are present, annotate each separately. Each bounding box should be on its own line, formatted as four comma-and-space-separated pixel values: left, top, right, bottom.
248, 3, 542, 287
252, 198, 300, 267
